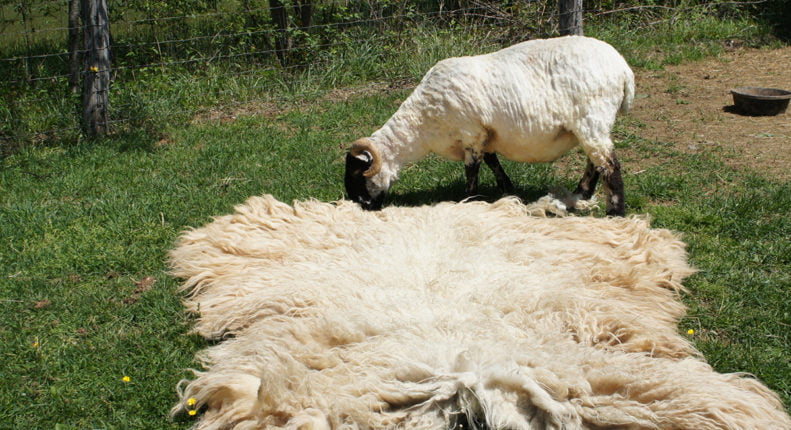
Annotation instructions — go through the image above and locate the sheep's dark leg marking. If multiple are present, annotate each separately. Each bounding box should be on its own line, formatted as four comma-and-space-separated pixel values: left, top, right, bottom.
601, 153, 625, 216
573, 158, 600, 200
483, 152, 514, 194
464, 158, 482, 196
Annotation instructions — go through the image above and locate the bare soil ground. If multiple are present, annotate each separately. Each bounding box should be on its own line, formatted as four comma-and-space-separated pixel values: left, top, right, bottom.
629, 46, 791, 182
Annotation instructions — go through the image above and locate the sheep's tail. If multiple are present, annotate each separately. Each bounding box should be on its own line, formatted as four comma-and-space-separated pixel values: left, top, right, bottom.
619, 69, 635, 115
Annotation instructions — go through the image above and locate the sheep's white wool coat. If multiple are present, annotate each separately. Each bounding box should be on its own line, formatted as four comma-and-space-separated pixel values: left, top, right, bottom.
171, 196, 791, 429
367, 35, 634, 191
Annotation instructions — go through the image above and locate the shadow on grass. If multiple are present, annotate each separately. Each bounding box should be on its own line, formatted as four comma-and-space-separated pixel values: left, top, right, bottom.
386, 180, 552, 208
722, 104, 790, 117
56, 129, 169, 160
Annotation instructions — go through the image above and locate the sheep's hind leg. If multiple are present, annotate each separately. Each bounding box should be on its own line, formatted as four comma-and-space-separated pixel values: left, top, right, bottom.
464, 157, 482, 197
483, 153, 514, 194
577, 135, 625, 216
601, 153, 625, 216
573, 159, 600, 200
573, 108, 626, 215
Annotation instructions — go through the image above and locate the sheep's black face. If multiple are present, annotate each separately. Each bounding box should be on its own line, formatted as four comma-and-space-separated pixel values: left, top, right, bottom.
345, 152, 385, 210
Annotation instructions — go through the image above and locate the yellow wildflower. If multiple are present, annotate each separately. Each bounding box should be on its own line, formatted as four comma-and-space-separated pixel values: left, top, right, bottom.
187, 397, 196, 406
188, 410, 197, 416
89, 66, 99, 72
122, 375, 131, 382
686, 329, 695, 335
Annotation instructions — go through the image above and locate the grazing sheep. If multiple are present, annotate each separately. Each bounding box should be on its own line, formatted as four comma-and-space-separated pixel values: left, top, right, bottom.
170, 196, 791, 429
345, 35, 634, 215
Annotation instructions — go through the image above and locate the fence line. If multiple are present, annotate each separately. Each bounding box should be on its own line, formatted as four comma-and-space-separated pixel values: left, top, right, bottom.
109, 7, 465, 53
0, 4, 491, 78
1, 2, 487, 40
0, 1, 758, 148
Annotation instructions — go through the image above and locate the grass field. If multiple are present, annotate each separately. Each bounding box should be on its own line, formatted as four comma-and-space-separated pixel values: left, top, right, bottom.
1, 11, 790, 430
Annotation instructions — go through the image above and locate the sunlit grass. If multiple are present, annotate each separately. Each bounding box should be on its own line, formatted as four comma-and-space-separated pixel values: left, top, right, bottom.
1, 9, 789, 427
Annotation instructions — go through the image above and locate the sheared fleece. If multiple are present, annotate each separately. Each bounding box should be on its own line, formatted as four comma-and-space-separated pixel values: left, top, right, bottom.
170, 195, 790, 429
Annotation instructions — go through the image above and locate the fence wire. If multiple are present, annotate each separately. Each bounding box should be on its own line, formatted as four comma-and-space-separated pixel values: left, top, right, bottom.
0, 0, 764, 149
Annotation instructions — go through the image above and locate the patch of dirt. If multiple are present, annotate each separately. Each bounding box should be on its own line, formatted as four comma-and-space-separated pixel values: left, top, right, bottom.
191, 100, 284, 124
323, 81, 394, 102
629, 46, 791, 181
33, 299, 50, 309
122, 276, 157, 305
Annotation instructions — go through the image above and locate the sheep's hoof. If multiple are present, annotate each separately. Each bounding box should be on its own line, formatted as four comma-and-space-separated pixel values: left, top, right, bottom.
461, 194, 487, 203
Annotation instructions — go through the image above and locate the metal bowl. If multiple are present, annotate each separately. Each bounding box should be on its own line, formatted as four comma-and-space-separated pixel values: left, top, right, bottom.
730, 87, 791, 116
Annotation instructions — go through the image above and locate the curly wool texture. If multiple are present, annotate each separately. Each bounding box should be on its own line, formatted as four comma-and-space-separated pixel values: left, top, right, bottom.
170, 196, 790, 429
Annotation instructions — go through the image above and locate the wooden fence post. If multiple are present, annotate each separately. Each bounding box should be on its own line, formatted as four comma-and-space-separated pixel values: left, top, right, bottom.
81, 0, 110, 137
68, 0, 81, 93
559, 0, 583, 36
19, 1, 34, 83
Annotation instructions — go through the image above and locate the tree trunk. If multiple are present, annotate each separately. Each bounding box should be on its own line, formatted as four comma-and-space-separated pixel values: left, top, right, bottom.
269, 0, 289, 64
293, 0, 312, 29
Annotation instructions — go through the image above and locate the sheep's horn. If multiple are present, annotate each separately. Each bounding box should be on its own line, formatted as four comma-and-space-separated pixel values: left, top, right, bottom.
349, 138, 382, 178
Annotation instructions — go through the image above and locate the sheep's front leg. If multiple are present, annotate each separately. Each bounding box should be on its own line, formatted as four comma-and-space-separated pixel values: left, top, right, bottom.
483, 153, 514, 194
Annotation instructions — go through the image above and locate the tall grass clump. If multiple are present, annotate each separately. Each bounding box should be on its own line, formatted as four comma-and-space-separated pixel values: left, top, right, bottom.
586, 4, 781, 68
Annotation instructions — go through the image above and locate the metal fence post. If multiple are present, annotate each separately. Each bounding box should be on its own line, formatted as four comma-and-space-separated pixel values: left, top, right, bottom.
559, 0, 583, 36
81, 0, 110, 137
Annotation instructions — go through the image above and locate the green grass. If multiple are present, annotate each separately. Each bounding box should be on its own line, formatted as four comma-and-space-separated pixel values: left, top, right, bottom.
2, 10, 790, 428
588, 12, 782, 69
2, 84, 790, 428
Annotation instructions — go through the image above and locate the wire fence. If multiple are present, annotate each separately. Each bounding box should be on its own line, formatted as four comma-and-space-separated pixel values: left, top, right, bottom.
0, 0, 765, 152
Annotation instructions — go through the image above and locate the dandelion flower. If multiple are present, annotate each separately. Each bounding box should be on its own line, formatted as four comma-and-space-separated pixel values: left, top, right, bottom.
686, 329, 695, 335
188, 410, 197, 416
32, 341, 39, 348
122, 376, 131, 382
187, 397, 196, 406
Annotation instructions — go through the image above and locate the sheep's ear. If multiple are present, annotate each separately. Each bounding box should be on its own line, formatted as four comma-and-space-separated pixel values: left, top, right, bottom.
345, 150, 373, 178
348, 138, 381, 177
353, 150, 373, 165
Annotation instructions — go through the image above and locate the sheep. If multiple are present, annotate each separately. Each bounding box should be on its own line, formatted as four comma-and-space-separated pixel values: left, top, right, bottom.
170, 195, 791, 429
344, 35, 635, 215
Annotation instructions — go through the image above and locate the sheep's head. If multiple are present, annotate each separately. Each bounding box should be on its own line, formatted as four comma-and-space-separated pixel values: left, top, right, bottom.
345, 138, 386, 210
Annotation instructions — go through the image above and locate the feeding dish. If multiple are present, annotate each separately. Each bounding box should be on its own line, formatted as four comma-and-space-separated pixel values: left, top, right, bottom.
730, 87, 791, 116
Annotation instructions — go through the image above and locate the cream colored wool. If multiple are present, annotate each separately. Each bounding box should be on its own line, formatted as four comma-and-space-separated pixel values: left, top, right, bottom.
170, 196, 790, 429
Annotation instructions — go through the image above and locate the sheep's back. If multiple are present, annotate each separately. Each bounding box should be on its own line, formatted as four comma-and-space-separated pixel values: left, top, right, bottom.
370, 36, 635, 167
400, 36, 633, 162
429, 36, 632, 123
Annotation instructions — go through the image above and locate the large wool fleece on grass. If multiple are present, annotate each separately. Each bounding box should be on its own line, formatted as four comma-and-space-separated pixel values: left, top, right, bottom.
170, 195, 790, 429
